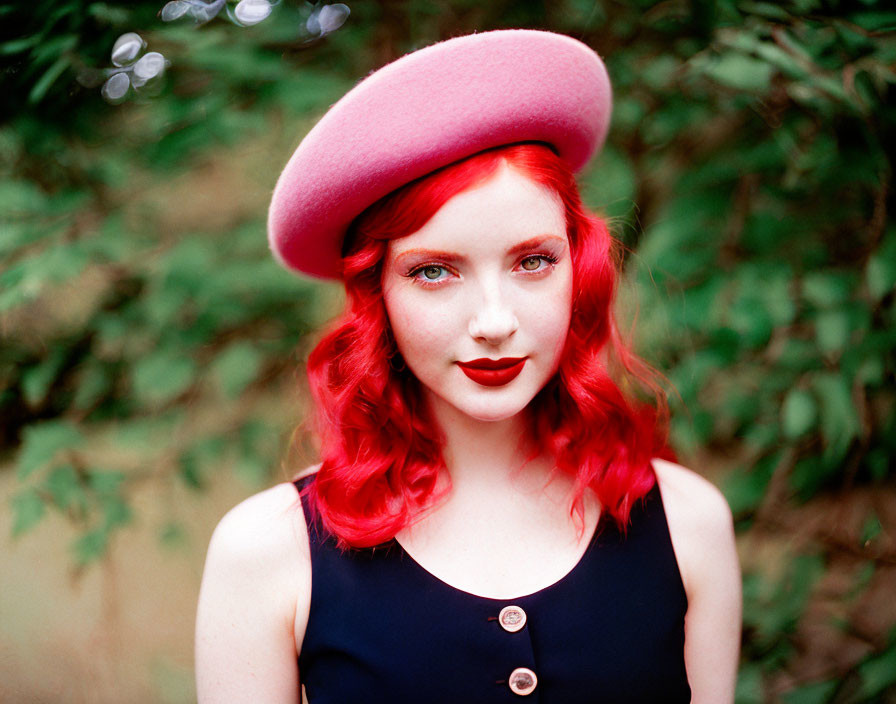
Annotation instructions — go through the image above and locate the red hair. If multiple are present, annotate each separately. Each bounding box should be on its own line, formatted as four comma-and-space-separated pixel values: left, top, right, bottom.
305, 143, 672, 548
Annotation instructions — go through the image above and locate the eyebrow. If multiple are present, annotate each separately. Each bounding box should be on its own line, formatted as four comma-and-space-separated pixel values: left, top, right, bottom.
392, 234, 566, 267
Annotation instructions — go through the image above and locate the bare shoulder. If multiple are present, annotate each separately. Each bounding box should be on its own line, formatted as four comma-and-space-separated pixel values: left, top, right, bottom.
651, 458, 737, 597
652, 458, 733, 532
209, 481, 308, 562
195, 470, 318, 703
209, 464, 318, 557
200, 479, 311, 620
652, 460, 741, 702
200, 466, 325, 625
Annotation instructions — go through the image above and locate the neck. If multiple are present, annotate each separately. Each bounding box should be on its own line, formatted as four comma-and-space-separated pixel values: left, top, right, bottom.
425, 391, 548, 489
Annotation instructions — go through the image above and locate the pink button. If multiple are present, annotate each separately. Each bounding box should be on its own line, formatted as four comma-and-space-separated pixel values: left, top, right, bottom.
498, 605, 527, 633
508, 667, 537, 696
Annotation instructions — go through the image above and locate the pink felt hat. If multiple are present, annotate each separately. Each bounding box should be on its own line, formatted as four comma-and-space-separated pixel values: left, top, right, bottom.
268, 29, 612, 279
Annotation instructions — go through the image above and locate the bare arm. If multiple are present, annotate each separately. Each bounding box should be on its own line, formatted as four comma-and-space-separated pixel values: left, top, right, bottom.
195, 483, 312, 704
653, 459, 742, 704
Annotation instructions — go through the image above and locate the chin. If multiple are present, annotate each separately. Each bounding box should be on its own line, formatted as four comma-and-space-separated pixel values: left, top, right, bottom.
420, 371, 547, 425
465, 405, 527, 423
433, 390, 534, 424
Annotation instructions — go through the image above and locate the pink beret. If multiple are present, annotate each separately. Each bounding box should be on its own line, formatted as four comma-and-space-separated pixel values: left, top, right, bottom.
268, 29, 612, 279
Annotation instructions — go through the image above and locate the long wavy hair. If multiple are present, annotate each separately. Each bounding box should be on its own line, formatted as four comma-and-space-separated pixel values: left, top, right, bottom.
304, 143, 672, 548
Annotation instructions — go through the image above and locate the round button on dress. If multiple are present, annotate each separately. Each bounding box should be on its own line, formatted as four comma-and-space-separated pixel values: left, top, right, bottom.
293, 476, 693, 703
508, 667, 538, 696
498, 605, 527, 633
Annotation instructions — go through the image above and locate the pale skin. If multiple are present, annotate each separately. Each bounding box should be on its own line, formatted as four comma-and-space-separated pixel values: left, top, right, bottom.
195, 166, 742, 703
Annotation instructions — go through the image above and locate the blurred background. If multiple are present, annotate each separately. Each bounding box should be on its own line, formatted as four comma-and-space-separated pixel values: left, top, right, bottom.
1, 0, 894, 702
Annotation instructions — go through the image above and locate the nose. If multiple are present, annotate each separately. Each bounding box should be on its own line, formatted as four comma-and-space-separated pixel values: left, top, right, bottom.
467, 285, 519, 345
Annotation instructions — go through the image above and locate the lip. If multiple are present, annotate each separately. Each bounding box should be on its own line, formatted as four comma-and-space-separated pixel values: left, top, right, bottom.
456, 357, 526, 387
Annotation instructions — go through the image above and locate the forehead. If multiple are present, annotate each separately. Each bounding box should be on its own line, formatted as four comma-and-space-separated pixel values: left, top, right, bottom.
386, 165, 567, 257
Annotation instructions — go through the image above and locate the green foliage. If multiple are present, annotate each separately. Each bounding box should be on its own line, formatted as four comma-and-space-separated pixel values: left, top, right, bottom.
582, 0, 896, 698
2, 0, 895, 699
743, 554, 825, 663
2, 0, 343, 568
857, 634, 896, 700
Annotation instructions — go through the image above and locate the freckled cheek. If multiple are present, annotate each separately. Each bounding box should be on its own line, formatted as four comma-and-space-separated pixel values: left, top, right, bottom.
386, 298, 458, 361
527, 312, 571, 358
522, 276, 573, 359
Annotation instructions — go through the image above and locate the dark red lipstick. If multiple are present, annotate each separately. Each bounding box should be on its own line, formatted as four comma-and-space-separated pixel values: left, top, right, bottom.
456, 357, 526, 387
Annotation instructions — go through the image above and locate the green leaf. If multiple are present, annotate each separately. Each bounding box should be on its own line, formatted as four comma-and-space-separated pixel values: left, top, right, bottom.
178, 451, 203, 489
29, 34, 78, 64
72, 362, 113, 410
847, 562, 875, 601
159, 521, 187, 549
44, 464, 84, 511
777, 338, 821, 372
579, 145, 638, 220
42, 241, 88, 286
740, 2, 791, 21
212, 342, 262, 399
88, 470, 127, 496
0, 36, 39, 55
0, 179, 48, 214
701, 53, 774, 92
790, 456, 826, 497
143, 286, 189, 330
95, 313, 130, 355
21, 348, 68, 406
866, 449, 890, 482
11, 489, 46, 536
849, 11, 896, 32
857, 643, 896, 698
742, 422, 779, 450
861, 513, 882, 546
73, 529, 107, 565
782, 389, 817, 438
113, 414, 184, 452
16, 421, 84, 479
813, 373, 861, 457
28, 56, 71, 104
728, 296, 773, 349
0, 223, 30, 258
100, 494, 132, 530
803, 272, 852, 308
756, 270, 796, 326
866, 230, 896, 300
757, 553, 824, 639
234, 452, 268, 486
87, 3, 130, 23
815, 310, 851, 354
132, 351, 197, 406
734, 662, 763, 704
235, 420, 276, 485
0, 263, 35, 312
724, 455, 778, 515
781, 680, 838, 704
758, 43, 810, 81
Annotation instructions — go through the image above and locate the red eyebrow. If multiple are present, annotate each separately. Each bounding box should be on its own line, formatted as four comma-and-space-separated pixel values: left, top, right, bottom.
393, 235, 565, 267
506, 235, 566, 256
392, 249, 465, 268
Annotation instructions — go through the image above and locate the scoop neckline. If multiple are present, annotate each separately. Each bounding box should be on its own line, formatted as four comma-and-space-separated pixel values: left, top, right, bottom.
295, 474, 656, 602
390, 513, 613, 603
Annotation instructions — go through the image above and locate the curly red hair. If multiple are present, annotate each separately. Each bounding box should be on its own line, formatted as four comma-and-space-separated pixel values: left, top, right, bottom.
305, 143, 671, 548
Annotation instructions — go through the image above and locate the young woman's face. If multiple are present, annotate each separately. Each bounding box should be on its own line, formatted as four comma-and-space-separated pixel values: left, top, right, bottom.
382, 164, 573, 424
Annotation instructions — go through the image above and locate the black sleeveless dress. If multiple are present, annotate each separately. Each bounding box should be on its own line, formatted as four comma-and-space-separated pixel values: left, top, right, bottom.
293, 477, 691, 703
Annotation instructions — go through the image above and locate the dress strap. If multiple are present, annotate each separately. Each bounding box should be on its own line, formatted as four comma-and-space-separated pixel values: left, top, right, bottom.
292, 473, 318, 529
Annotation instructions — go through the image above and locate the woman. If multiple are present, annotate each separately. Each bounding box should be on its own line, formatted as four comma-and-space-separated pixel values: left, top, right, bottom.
195, 30, 741, 703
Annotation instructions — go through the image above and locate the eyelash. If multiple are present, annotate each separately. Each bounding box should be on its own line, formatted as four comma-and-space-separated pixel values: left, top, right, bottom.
405, 254, 559, 287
